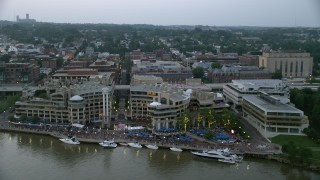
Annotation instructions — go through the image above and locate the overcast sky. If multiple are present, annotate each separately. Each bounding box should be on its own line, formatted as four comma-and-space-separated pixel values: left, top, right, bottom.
0, 0, 319, 27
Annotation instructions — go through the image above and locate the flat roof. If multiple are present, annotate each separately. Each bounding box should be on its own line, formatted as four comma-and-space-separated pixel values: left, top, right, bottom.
130, 83, 190, 102
243, 95, 303, 114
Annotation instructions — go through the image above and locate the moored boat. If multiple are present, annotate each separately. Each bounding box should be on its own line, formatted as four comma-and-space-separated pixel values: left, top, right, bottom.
99, 139, 117, 148
128, 142, 142, 148
218, 158, 236, 164
191, 148, 243, 162
145, 144, 159, 150
170, 147, 183, 152
119, 142, 128, 146
59, 136, 80, 145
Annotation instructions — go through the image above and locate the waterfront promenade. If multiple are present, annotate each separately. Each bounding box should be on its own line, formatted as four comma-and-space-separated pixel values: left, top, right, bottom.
0, 121, 281, 156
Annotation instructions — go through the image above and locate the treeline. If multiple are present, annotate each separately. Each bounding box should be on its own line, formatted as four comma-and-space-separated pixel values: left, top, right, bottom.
282, 141, 312, 165
290, 88, 320, 142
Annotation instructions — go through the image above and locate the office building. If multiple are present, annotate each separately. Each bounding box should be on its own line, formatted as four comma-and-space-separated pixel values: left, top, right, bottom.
259, 50, 313, 78
223, 79, 289, 108
242, 93, 308, 138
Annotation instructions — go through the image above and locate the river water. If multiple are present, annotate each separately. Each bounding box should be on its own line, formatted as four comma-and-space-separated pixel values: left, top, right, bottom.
0, 132, 319, 180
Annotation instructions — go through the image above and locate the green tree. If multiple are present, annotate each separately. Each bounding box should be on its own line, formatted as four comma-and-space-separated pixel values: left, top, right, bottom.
203, 130, 214, 140
192, 67, 204, 79
272, 69, 283, 80
211, 62, 222, 69
207, 109, 216, 128
196, 109, 206, 129
0, 54, 11, 63
8, 115, 14, 122
294, 93, 304, 109
31, 116, 40, 124
178, 112, 192, 132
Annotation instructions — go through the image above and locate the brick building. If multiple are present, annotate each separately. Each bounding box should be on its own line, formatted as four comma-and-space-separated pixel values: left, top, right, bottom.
5, 63, 40, 83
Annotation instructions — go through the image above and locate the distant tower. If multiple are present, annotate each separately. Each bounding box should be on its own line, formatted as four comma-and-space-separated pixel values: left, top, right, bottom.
26, 13, 29, 20
16, 15, 19, 22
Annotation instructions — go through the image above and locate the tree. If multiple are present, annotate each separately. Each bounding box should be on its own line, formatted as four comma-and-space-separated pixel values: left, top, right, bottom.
0, 54, 11, 63
207, 109, 216, 128
196, 109, 206, 129
178, 112, 192, 132
203, 130, 214, 140
8, 115, 15, 122
192, 67, 204, 79
31, 116, 40, 124
293, 93, 304, 109
211, 62, 222, 69
56, 57, 64, 68
272, 69, 282, 80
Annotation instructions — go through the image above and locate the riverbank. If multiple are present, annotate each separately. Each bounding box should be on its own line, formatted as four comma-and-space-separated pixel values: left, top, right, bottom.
2, 122, 319, 173
0, 122, 281, 154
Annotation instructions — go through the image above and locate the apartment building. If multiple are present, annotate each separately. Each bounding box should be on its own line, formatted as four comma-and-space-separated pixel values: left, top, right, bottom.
15, 82, 114, 127
5, 63, 40, 83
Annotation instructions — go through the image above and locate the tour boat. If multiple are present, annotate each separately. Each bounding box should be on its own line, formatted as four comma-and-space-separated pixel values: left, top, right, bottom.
59, 136, 80, 145
99, 139, 117, 148
170, 147, 183, 152
128, 142, 142, 148
145, 144, 159, 150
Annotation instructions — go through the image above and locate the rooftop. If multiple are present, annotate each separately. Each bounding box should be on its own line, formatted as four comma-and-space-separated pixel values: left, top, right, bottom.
130, 83, 191, 102
243, 95, 303, 115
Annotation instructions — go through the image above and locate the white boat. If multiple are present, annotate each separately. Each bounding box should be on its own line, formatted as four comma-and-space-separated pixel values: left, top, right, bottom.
119, 142, 128, 146
218, 158, 236, 164
145, 144, 159, 150
170, 147, 183, 152
191, 148, 242, 162
99, 139, 117, 148
128, 142, 142, 148
59, 136, 80, 145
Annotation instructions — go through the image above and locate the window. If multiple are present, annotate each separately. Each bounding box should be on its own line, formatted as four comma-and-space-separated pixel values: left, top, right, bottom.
300, 61, 303, 73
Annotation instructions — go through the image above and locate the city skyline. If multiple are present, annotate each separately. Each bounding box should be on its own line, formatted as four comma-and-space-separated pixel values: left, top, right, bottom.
0, 0, 319, 27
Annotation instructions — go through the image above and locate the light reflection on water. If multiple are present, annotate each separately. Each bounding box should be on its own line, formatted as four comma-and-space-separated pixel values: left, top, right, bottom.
0, 132, 319, 180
